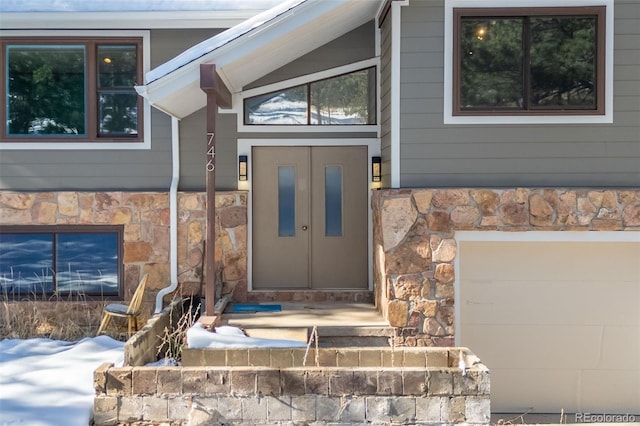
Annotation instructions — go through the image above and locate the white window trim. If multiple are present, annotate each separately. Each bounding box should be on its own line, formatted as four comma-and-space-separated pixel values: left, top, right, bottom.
0, 30, 151, 150
443, 0, 614, 125
232, 58, 381, 134
238, 138, 380, 293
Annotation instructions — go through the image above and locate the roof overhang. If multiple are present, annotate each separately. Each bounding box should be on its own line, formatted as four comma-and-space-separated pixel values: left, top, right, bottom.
136, 0, 382, 119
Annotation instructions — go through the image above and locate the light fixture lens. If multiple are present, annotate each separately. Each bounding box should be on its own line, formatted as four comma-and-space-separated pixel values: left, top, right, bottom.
372, 156, 381, 183
239, 155, 248, 181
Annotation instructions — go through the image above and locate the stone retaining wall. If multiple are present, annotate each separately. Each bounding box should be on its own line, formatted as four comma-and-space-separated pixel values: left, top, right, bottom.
123, 299, 184, 367
372, 188, 640, 346
93, 347, 489, 425
0, 191, 248, 314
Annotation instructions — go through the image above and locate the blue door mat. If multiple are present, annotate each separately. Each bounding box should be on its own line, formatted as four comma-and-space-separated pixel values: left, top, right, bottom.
226, 303, 282, 313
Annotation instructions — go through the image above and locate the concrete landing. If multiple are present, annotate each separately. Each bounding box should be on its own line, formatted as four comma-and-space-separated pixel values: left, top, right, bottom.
222, 302, 392, 346
222, 302, 387, 328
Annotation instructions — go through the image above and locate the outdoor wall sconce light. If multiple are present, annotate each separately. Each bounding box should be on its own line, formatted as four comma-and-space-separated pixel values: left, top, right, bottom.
371, 156, 381, 182
239, 155, 248, 181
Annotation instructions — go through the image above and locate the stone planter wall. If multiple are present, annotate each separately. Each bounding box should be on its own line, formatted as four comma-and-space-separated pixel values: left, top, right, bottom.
93, 347, 490, 425
372, 188, 640, 346
0, 191, 248, 315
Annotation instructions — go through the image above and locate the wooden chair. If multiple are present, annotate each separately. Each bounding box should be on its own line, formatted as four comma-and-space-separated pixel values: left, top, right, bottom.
97, 274, 149, 337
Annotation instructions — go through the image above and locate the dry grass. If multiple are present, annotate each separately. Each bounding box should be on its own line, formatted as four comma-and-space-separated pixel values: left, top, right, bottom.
157, 299, 201, 362
0, 293, 106, 342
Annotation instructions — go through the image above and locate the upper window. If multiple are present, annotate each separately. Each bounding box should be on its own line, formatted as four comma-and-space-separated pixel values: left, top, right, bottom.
0, 226, 122, 298
1, 38, 143, 142
453, 7, 605, 116
244, 67, 377, 125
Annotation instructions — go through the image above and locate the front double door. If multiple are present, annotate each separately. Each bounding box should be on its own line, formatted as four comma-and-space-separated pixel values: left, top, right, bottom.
252, 146, 368, 290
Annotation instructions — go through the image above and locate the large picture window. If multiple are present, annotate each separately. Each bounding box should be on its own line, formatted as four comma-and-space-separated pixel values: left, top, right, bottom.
0, 226, 122, 298
244, 67, 377, 125
453, 7, 605, 116
1, 38, 143, 142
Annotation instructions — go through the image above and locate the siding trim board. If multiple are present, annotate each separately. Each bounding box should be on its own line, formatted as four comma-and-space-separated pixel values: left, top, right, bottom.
390, 1, 409, 189
443, 0, 614, 124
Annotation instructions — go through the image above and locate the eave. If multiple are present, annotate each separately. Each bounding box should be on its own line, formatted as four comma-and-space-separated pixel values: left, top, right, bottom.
136, 0, 382, 119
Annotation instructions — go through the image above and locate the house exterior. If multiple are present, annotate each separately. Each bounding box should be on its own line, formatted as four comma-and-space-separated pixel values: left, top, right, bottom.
1, 0, 638, 415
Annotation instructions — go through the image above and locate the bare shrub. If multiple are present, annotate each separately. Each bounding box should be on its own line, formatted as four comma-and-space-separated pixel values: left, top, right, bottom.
156, 298, 201, 363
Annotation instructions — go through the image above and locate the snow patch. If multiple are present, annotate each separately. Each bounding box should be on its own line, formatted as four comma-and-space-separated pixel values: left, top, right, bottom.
186, 323, 307, 349
0, 336, 124, 426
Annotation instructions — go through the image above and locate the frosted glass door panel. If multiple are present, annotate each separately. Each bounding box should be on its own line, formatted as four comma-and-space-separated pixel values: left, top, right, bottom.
278, 166, 296, 237
324, 165, 343, 237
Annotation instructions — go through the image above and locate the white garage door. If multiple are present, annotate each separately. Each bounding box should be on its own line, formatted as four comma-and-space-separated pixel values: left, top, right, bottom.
459, 240, 640, 414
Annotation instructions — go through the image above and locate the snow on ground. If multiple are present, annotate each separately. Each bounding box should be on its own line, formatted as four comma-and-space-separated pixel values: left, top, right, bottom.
0, 336, 124, 426
0, 326, 306, 425
187, 324, 307, 349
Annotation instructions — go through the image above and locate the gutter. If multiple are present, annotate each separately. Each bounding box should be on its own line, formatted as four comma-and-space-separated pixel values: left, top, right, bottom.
154, 115, 180, 313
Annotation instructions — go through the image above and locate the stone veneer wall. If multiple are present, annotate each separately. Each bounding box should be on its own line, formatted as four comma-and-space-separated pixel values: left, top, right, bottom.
0, 191, 248, 314
372, 188, 640, 346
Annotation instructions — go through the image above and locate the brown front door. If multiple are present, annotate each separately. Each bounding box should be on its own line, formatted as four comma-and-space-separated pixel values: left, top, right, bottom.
252, 146, 368, 290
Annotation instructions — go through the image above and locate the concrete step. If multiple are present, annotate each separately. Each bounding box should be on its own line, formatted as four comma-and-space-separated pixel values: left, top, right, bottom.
243, 327, 308, 342
241, 325, 395, 347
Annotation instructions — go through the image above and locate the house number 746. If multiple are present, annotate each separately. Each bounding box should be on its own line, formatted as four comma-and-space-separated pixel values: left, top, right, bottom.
206, 132, 215, 172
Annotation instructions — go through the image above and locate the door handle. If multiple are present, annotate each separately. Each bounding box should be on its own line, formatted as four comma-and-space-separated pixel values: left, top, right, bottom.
301, 225, 308, 231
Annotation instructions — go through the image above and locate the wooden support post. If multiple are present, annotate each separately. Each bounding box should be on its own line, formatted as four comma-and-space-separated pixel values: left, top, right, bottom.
200, 63, 232, 316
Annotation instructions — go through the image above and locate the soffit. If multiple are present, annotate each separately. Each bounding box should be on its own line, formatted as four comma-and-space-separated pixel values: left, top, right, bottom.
137, 0, 382, 119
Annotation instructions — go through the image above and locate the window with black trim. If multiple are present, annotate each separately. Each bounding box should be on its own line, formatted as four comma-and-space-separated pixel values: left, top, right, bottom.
244, 67, 377, 125
453, 7, 605, 116
0, 226, 123, 298
1, 38, 143, 142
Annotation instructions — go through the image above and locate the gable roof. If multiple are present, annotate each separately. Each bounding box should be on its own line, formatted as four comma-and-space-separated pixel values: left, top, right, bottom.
136, 0, 382, 118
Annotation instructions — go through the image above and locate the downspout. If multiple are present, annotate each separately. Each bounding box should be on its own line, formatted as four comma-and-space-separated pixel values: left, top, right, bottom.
155, 116, 180, 313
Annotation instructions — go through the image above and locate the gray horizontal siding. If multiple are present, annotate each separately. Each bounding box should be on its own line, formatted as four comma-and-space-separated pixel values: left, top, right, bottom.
150, 29, 223, 69
0, 28, 223, 192
379, 12, 393, 186
245, 21, 376, 89
397, 0, 640, 188
179, 109, 238, 191
401, 172, 640, 189
0, 109, 172, 191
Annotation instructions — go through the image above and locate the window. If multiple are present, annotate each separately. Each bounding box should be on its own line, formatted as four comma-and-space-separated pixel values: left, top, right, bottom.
244, 67, 377, 125
1, 38, 143, 142
0, 226, 122, 298
453, 7, 605, 116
